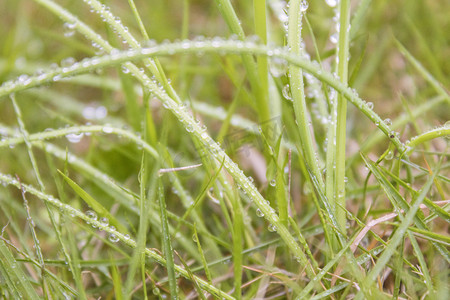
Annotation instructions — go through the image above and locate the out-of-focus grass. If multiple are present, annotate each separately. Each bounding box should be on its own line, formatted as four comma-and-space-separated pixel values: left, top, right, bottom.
0, 0, 448, 298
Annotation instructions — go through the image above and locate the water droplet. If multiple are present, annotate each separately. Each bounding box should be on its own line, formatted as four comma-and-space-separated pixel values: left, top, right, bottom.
100, 217, 109, 226
256, 209, 264, 217
192, 234, 198, 242
121, 65, 130, 74
330, 32, 339, 44
18, 74, 31, 85
61, 57, 76, 68
85, 210, 97, 224
344, 177, 348, 183
367, 102, 374, 110
385, 150, 394, 160
325, 0, 337, 8
153, 288, 160, 295
270, 57, 287, 77
268, 224, 277, 232
300, 0, 309, 12
102, 125, 114, 134
185, 124, 194, 132
66, 132, 83, 143
95, 106, 107, 119
108, 233, 119, 243
63, 22, 76, 37
269, 179, 276, 186
282, 84, 292, 100
384, 118, 392, 126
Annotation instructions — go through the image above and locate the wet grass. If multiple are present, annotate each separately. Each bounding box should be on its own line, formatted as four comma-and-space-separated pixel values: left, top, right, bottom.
0, 0, 449, 299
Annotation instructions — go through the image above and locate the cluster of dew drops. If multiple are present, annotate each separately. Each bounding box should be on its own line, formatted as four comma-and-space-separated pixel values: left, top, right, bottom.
85, 210, 130, 243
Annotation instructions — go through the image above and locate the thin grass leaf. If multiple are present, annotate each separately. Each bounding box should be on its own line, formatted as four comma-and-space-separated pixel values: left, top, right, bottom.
57, 170, 127, 233
0, 240, 40, 299
124, 153, 153, 297
110, 253, 124, 300
157, 178, 178, 299
175, 251, 207, 300
357, 153, 443, 298
362, 155, 450, 262
0, 237, 78, 298
192, 224, 212, 285
395, 38, 450, 103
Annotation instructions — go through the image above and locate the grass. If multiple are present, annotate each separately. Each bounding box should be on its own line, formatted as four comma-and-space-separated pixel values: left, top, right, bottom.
0, 0, 449, 299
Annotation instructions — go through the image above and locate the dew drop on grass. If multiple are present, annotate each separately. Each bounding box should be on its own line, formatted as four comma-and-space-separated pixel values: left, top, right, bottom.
18, 74, 31, 85
344, 177, 348, 183
384, 118, 392, 126
66, 132, 83, 143
192, 234, 198, 242
152, 288, 160, 295
100, 217, 109, 226
61, 57, 76, 68
268, 223, 277, 232
121, 65, 130, 74
85, 210, 97, 224
270, 57, 287, 77
102, 125, 114, 134
108, 233, 119, 243
256, 209, 264, 217
325, 0, 337, 8
300, 0, 309, 12
185, 124, 194, 132
63, 22, 76, 37
385, 150, 394, 160
367, 102, 374, 110
330, 32, 338, 44
282, 84, 292, 100
269, 179, 276, 187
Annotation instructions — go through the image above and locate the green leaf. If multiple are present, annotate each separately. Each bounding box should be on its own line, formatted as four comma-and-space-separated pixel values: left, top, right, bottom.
57, 170, 127, 233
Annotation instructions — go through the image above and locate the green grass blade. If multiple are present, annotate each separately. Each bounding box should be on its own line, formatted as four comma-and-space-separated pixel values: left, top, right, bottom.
157, 178, 178, 299
358, 153, 442, 298
57, 170, 127, 233
0, 240, 40, 299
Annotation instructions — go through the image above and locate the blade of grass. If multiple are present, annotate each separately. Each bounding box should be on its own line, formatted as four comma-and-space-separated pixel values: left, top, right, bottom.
0, 237, 78, 297
57, 170, 127, 233
357, 153, 443, 298
287, 0, 325, 192
0, 172, 235, 299
157, 177, 178, 299
110, 253, 124, 300
231, 183, 244, 299
368, 161, 450, 262
124, 153, 154, 298
175, 251, 207, 300
395, 38, 450, 104
214, 0, 270, 124
192, 224, 212, 285
334, 0, 351, 233
0, 41, 405, 152
0, 240, 40, 299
